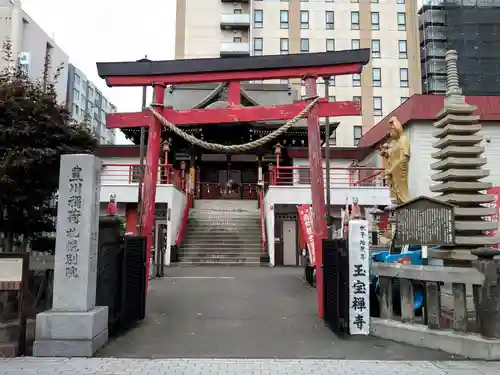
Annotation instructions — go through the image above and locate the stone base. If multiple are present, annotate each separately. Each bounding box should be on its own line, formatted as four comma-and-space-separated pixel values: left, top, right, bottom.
33, 329, 108, 357
370, 318, 500, 360
33, 306, 108, 357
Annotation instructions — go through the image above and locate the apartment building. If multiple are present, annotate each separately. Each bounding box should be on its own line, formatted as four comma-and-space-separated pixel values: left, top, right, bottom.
67, 64, 118, 145
0, 0, 69, 100
174, 0, 421, 146
419, 0, 500, 96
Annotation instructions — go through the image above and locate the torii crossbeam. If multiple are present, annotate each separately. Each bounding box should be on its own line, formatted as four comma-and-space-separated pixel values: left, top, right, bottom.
96, 49, 370, 318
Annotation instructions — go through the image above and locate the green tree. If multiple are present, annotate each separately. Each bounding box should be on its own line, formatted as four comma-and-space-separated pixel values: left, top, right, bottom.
0, 40, 97, 252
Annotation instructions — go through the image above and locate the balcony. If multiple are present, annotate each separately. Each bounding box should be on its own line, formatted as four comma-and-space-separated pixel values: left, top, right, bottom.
220, 42, 250, 57
421, 58, 445, 75
100, 164, 185, 203
221, 13, 250, 29
419, 25, 446, 44
264, 166, 390, 207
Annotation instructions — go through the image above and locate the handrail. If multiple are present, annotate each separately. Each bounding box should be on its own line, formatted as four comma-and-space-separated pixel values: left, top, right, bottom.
259, 190, 267, 256
269, 166, 385, 187
175, 192, 192, 246
101, 163, 185, 191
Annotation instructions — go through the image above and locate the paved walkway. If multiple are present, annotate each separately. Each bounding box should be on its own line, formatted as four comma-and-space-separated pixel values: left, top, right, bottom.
98, 267, 455, 359
0, 358, 499, 374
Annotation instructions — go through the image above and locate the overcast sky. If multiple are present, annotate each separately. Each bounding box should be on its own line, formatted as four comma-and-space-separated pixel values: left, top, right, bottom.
22, 0, 177, 143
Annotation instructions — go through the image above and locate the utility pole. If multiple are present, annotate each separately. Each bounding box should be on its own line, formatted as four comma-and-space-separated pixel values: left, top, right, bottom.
137, 55, 149, 230
324, 78, 332, 239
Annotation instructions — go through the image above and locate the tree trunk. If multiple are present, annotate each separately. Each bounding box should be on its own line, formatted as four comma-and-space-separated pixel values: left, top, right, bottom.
18, 235, 29, 253
3, 232, 13, 253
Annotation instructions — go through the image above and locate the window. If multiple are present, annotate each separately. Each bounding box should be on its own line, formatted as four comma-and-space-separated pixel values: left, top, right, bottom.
397, 0, 405, 3
371, 12, 380, 30
373, 68, 381, 87
326, 39, 335, 52
234, 9, 242, 14
351, 39, 360, 50
326, 11, 334, 29
300, 38, 309, 52
371, 0, 379, 2
254, 38, 263, 56
398, 40, 407, 59
300, 10, 309, 29
353, 95, 362, 108
351, 12, 360, 30
373, 97, 382, 116
351, 0, 359, 3
254, 10, 263, 28
280, 10, 289, 29
329, 129, 337, 146
331, 76, 336, 86
73, 88, 79, 101
233, 36, 241, 43
74, 73, 80, 85
280, 38, 289, 54
397, 13, 406, 31
371, 40, 380, 58
400, 68, 409, 87
353, 126, 363, 146
352, 74, 361, 87
401, 97, 409, 104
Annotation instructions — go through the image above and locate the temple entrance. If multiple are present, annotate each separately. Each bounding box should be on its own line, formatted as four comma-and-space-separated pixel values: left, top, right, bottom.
198, 161, 258, 200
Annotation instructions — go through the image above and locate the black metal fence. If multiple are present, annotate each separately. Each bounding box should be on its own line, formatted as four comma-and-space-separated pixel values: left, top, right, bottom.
96, 217, 146, 333
322, 239, 350, 336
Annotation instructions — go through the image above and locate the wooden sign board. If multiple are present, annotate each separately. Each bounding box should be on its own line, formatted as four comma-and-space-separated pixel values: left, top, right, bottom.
394, 196, 455, 246
0, 258, 23, 290
0, 253, 29, 356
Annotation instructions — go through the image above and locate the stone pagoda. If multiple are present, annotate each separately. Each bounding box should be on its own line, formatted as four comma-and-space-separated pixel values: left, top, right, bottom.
430, 50, 499, 260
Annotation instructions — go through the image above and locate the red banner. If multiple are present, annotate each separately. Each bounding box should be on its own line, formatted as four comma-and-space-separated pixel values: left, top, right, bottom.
486, 187, 500, 247
298, 204, 316, 267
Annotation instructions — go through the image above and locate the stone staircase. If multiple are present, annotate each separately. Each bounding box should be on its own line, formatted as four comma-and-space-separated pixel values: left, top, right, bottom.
178, 199, 264, 266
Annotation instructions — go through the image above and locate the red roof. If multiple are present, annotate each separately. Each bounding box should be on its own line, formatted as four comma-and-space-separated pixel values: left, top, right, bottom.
358, 95, 500, 148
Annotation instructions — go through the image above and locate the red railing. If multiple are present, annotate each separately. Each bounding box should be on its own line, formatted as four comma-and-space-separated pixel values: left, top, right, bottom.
259, 190, 267, 255
101, 164, 185, 191
176, 192, 192, 246
268, 166, 386, 187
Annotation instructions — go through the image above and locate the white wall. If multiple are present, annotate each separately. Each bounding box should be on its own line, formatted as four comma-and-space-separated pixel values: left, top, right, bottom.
407, 121, 500, 198
98, 156, 188, 265
264, 184, 390, 265
293, 158, 352, 185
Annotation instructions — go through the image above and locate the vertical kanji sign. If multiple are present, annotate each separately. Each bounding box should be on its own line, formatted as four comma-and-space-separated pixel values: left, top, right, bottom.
348, 219, 370, 335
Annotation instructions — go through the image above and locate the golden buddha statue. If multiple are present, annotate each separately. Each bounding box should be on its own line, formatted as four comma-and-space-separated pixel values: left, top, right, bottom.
384, 117, 411, 205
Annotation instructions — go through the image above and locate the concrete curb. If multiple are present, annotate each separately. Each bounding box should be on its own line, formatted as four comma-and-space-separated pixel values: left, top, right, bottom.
371, 318, 500, 360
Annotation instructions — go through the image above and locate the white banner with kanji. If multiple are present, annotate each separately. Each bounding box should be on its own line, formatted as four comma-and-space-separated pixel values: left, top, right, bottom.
348, 220, 370, 335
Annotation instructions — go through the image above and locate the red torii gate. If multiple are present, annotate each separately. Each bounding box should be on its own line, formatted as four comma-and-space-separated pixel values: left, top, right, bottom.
96, 49, 370, 318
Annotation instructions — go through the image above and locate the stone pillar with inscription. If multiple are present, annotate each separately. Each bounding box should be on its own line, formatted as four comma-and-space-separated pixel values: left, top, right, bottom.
33, 154, 109, 357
